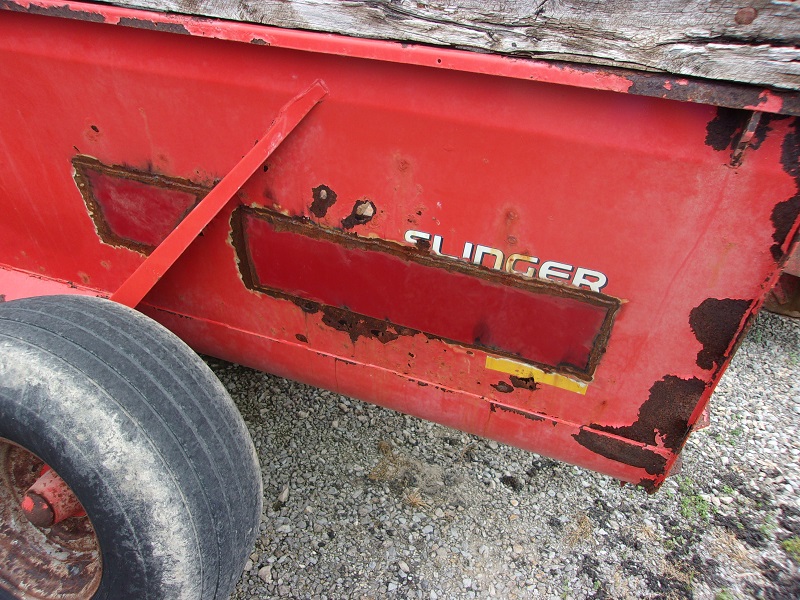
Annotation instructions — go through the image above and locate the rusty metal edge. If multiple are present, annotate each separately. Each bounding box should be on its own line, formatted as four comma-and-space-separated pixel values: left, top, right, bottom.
230, 206, 622, 382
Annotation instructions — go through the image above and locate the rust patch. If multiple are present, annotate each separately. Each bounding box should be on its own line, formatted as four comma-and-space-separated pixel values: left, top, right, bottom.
0, 0, 105, 22
510, 375, 539, 391
320, 306, 414, 344
295, 333, 308, 343
771, 118, 800, 260
704, 107, 748, 151
619, 68, 800, 117
341, 200, 376, 229
594, 376, 707, 451
117, 17, 189, 35
72, 155, 208, 254
310, 185, 337, 218
491, 381, 514, 393
689, 298, 751, 370
0, 295, 5, 303
250, 38, 268, 45
573, 428, 667, 476
637, 478, 659, 494
489, 403, 545, 422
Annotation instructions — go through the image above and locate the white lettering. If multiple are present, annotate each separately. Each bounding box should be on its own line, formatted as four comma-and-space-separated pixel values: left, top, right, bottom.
473, 245, 504, 270
403, 229, 609, 291
404, 230, 431, 245
432, 235, 461, 260
539, 261, 573, 282
505, 254, 538, 279
573, 268, 608, 293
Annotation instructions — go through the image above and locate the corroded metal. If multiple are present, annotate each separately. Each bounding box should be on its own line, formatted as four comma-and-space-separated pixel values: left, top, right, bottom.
0, 440, 101, 600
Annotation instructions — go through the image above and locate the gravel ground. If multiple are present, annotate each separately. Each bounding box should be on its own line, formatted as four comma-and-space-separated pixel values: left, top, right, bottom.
212, 311, 800, 600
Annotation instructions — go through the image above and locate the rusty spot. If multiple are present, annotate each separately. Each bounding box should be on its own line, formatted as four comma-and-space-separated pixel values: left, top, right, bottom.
232, 207, 620, 379
320, 306, 413, 344
771, 118, 800, 260
117, 17, 189, 34
310, 185, 337, 218
0, 0, 106, 22
295, 333, 309, 343
704, 107, 748, 151
509, 375, 539, 391
22, 491, 55, 528
341, 199, 376, 229
489, 403, 545, 422
417, 381, 428, 387
573, 428, 667, 476
734, 7, 757, 25
617, 69, 800, 118
689, 298, 751, 370
593, 376, 706, 451
491, 381, 514, 393
637, 478, 659, 494
251, 38, 268, 45
72, 155, 208, 254
0, 295, 5, 303
415, 238, 431, 251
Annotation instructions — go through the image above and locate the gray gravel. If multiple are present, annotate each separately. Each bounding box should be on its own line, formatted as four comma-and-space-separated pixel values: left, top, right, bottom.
210, 311, 800, 600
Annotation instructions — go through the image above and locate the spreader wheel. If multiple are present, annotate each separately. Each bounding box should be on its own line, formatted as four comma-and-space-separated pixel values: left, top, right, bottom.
0, 295, 262, 600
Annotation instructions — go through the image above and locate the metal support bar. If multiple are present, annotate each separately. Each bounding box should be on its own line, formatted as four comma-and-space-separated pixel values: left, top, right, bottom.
111, 80, 328, 308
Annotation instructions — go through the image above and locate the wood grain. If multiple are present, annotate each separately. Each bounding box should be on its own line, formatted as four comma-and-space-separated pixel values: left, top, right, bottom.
99, 0, 800, 90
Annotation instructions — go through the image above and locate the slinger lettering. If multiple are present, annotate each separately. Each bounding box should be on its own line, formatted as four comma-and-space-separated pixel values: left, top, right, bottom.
404, 230, 608, 293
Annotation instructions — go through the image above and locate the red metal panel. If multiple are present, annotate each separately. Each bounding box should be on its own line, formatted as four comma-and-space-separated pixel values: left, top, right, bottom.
239, 208, 618, 378
0, 3, 797, 490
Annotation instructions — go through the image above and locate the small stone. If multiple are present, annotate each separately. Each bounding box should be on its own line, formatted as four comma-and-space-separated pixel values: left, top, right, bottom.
244, 559, 253, 572
398, 560, 410, 573
510, 499, 519, 507
258, 565, 272, 583
277, 485, 289, 504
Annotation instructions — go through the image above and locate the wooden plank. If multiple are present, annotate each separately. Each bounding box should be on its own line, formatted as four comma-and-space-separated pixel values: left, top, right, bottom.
98, 0, 800, 90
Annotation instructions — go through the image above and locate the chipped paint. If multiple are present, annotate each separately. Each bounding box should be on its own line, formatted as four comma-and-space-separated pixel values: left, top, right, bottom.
771, 118, 800, 260
572, 428, 667, 476
689, 298, 752, 371
593, 376, 707, 451
309, 184, 337, 218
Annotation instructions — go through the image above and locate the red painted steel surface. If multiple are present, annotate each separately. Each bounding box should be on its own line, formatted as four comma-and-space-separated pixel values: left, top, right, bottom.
240, 209, 617, 378
111, 80, 327, 307
0, 1, 798, 490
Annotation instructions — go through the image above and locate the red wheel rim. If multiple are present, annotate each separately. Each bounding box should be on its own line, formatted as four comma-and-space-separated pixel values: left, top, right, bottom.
0, 439, 102, 600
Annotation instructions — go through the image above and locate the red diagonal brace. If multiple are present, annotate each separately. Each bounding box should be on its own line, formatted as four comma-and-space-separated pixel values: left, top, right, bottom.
111, 80, 328, 308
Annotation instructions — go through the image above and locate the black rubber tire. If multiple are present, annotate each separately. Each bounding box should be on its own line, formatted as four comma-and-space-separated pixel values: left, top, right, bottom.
0, 295, 262, 599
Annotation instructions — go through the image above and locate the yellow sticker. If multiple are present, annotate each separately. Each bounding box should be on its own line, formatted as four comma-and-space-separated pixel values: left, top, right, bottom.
485, 356, 589, 395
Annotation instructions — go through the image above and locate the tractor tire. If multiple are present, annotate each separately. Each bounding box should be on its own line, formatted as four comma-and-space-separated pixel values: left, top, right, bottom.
0, 295, 262, 599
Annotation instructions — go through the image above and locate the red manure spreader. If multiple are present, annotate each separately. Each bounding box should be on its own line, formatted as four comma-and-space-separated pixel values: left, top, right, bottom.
0, 1, 798, 597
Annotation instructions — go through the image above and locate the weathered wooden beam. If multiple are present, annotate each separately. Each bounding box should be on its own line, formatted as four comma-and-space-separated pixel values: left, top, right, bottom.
98, 0, 800, 90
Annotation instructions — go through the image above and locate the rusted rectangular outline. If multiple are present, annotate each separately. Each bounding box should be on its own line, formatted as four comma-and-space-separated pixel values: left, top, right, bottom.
231, 206, 622, 381
72, 155, 209, 255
